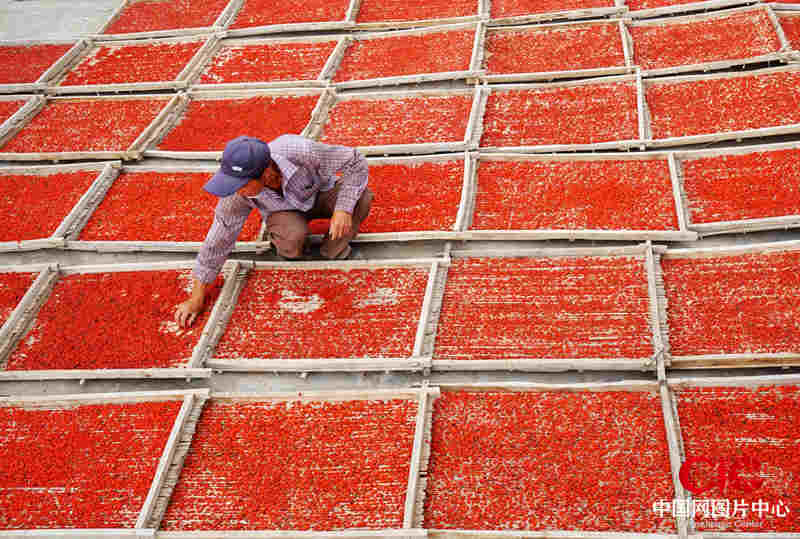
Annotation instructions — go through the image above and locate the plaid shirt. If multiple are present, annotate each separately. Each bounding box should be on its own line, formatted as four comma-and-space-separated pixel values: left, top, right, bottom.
194, 135, 368, 283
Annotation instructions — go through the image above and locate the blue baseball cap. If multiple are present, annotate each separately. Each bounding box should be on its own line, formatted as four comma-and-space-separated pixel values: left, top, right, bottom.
204, 136, 272, 197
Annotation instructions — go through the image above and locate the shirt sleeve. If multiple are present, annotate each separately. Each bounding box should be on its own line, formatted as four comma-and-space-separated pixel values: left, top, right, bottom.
294, 138, 369, 214
193, 195, 253, 284
332, 147, 369, 214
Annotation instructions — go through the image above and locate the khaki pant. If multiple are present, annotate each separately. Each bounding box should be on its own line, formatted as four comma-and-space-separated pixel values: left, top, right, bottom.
266, 183, 373, 260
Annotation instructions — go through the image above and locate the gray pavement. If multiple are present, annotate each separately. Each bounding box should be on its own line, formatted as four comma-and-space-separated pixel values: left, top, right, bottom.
0, 0, 120, 41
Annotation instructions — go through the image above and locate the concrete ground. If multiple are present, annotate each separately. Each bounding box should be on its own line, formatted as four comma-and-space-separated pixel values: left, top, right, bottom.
0, 0, 120, 40
0, 0, 798, 399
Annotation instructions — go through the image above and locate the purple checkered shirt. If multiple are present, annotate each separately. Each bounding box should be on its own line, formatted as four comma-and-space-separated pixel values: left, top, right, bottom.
193, 135, 368, 283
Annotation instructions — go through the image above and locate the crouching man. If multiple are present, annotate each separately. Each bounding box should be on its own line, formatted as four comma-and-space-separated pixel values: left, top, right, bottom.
175, 134, 373, 327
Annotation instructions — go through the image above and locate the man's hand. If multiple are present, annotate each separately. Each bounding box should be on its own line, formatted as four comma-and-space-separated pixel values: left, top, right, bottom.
329, 210, 353, 241
175, 278, 207, 328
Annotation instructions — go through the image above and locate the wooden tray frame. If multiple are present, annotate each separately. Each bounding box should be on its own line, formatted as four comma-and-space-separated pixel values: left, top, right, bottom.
203, 258, 446, 373
666, 373, 800, 536
487, 0, 626, 26
630, 6, 791, 78
308, 86, 486, 156
222, 0, 358, 37
0, 532, 156, 538
0, 93, 179, 162
92, 0, 239, 41
46, 35, 219, 95
150, 388, 437, 537
661, 239, 800, 369
642, 65, 800, 148
0, 94, 43, 149
331, 23, 484, 89
159, 533, 427, 538
428, 380, 685, 537
0, 389, 209, 538
0, 161, 119, 253
428, 244, 665, 372
0, 263, 52, 366
187, 34, 347, 90
481, 19, 635, 83
672, 141, 800, 236
429, 532, 681, 538
349, 0, 486, 30
336, 152, 475, 243
628, 0, 758, 20
468, 152, 697, 241
0, 260, 245, 380
479, 74, 646, 153
777, 9, 800, 60
143, 88, 332, 160
61, 163, 271, 253
772, 2, 800, 10
0, 39, 88, 94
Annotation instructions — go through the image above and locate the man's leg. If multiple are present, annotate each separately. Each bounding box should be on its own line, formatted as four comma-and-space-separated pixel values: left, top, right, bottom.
311, 183, 374, 259
266, 210, 308, 259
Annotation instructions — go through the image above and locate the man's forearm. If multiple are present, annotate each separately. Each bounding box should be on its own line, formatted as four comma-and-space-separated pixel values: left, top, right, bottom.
189, 278, 207, 305
195, 197, 249, 283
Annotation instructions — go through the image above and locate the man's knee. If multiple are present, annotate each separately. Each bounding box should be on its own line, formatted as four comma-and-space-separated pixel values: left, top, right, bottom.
270, 225, 307, 259
267, 214, 308, 258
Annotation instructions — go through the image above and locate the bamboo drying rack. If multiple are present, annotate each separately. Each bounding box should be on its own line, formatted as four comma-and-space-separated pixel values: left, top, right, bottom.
467, 152, 698, 242
186, 34, 347, 90
0, 93, 179, 162
315, 152, 475, 243
46, 35, 220, 95
630, 6, 791, 78
0, 39, 87, 94
0, 260, 247, 380
330, 22, 485, 89
478, 74, 646, 153
0, 389, 209, 538
142, 88, 332, 160
429, 380, 686, 537
349, 0, 487, 30
221, 0, 358, 37
487, 0, 626, 26
661, 239, 800, 369
151, 387, 437, 536
427, 243, 666, 372
307, 86, 487, 156
61, 163, 270, 253
642, 65, 800, 149
0, 161, 120, 253
673, 141, 800, 236
480, 19, 635, 83
665, 373, 800, 536
203, 258, 445, 373
91, 0, 239, 41
627, 0, 758, 19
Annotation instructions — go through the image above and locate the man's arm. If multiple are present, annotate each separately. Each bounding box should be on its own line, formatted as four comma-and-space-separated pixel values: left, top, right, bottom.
176, 195, 252, 327
286, 136, 368, 240
330, 147, 368, 239
315, 141, 368, 215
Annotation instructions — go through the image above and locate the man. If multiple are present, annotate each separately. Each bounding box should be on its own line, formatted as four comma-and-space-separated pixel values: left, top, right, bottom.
175, 134, 372, 327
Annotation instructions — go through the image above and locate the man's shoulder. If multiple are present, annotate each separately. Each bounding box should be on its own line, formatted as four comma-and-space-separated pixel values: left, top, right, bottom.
269, 134, 312, 153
